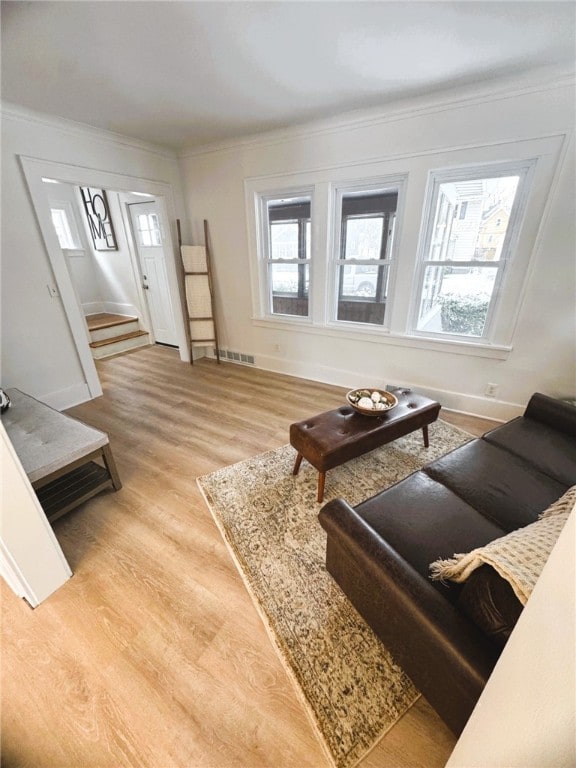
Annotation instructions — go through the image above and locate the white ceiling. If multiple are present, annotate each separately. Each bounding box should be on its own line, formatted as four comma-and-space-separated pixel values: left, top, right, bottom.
1, 1, 574, 151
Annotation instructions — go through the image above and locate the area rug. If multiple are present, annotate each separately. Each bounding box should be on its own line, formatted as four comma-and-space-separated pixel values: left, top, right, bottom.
197, 420, 472, 768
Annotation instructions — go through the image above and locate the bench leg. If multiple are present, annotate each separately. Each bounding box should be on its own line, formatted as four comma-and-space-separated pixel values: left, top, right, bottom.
292, 453, 303, 476
317, 472, 326, 503
422, 424, 430, 448
102, 443, 122, 490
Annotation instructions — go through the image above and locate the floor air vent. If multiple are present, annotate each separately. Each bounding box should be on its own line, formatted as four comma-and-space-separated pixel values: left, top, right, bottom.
214, 348, 255, 365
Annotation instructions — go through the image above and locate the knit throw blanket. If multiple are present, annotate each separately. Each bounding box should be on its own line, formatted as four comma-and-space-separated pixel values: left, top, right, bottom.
430, 486, 576, 605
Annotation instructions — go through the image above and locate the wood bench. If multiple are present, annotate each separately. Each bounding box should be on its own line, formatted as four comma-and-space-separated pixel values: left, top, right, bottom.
2, 389, 121, 521
290, 388, 441, 502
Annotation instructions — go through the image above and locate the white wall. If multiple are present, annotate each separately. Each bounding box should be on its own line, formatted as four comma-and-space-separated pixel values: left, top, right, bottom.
0, 103, 189, 409
179, 77, 576, 419
0, 422, 72, 606
446, 508, 575, 768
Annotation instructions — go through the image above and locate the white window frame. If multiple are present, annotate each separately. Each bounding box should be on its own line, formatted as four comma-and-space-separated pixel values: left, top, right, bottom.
410, 159, 536, 343
49, 199, 84, 253
256, 187, 314, 321
328, 177, 406, 331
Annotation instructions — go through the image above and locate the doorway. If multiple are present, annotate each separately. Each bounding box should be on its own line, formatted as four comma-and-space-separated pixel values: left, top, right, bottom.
21, 156, 190, 400
126, 199, 178, 346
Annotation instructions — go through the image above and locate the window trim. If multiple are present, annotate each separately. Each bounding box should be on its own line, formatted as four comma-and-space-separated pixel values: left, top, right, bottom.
245, 135, 560, 353
409, 159, 537, 343
257, 187, 314, 319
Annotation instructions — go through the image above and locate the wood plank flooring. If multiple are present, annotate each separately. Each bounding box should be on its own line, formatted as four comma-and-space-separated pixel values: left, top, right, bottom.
1, 346, 500, 768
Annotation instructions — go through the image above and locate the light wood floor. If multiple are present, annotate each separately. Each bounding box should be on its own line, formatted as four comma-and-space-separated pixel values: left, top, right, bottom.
1, 347, 500, 768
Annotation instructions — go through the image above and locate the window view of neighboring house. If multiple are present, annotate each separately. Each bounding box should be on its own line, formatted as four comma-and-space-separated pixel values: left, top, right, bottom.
415, 172, 522, 338
478, 207, 509, 260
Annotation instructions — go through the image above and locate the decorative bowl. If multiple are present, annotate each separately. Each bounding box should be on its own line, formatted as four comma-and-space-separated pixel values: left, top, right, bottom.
346, 388, 398, 416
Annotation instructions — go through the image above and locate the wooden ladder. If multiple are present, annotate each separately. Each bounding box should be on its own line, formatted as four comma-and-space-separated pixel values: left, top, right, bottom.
177, 219, 220, 365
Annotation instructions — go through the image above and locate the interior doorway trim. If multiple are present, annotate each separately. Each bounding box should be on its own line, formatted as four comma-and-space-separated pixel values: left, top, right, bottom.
19, 156, 189, 399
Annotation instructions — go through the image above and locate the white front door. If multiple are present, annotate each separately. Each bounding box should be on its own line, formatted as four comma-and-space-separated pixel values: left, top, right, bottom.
128, 201, 177, 346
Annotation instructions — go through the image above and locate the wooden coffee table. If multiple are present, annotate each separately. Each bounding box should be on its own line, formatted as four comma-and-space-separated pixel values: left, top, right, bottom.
289, 388, 441, 502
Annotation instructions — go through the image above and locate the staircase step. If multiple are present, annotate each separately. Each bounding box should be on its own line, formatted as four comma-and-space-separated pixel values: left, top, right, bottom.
90, 330, 149, 348
90, 330, 150, 360
86, 313, 138, 331
90, 319, 140, 342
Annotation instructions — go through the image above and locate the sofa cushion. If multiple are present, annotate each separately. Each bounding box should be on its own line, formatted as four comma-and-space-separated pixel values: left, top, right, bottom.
429, 486, 574, 643
524, 392, 576, 437
354, 471, 506, 598
456, 565, 523, 649
424, 440, 567, 532
429, 489, 572, 603
483, 418, 576, 487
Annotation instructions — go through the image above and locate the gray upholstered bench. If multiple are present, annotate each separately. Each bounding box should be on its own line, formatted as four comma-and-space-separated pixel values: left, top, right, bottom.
2, 388, 121, 521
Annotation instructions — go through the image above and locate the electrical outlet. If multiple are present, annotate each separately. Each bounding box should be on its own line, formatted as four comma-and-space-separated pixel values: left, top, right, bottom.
485, 383, 498, 398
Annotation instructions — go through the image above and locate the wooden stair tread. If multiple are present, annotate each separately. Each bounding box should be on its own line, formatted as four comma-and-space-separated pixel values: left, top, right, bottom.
86, 313, 138, 331
90, 330, 148, 348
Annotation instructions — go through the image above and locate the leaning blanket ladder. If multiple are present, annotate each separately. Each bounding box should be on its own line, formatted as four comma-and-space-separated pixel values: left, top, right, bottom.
177, 219, 220, 364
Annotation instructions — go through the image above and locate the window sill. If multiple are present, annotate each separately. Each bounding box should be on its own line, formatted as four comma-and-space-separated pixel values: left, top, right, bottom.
252, 316, 511, 359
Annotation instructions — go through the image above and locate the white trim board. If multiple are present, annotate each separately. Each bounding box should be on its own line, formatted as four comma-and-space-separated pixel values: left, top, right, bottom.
1, 101, 177, 159
179, 72, 575, 159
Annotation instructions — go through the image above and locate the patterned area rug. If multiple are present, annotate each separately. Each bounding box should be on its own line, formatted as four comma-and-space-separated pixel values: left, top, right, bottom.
197, 420, 472, 768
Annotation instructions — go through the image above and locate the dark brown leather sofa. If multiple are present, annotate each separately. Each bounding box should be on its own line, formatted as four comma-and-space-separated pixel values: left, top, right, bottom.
318, 393, 576, 735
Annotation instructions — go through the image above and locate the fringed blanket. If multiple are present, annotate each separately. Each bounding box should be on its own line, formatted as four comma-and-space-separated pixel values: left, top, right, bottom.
430, 486, 576, 605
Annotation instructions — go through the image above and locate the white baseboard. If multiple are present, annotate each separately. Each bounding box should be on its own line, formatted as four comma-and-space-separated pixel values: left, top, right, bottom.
83, 301, 140, 319
40, 382, 92, 411
103, 301, 140, 317
82, 301, 106, 315
250, 353, 525, 421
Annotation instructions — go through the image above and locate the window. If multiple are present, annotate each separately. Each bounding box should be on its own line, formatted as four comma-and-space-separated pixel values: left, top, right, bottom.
262, 194, 312, 317
247, 145, 548, 354
50, 207, 81, 250
136, 212, 162, 246
334, 188, 398, 326
413, 164, 531, 340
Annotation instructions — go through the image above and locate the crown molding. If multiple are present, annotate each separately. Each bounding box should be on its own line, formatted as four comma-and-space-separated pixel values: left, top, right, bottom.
2, 67, 573, 163
0, 101, 178, 160
178, 69, 575, 160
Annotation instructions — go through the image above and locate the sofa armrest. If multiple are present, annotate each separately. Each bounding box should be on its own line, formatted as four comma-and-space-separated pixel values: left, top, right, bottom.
524, 393, 576, 438
319, 498, 500, 734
